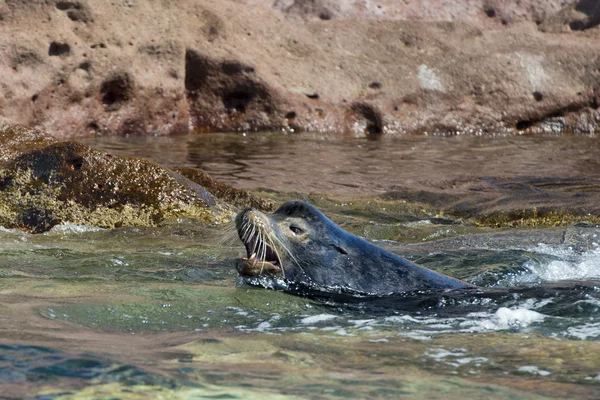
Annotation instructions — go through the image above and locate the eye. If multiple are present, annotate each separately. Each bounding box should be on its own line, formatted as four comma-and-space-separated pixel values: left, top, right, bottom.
289, 225, 304, 235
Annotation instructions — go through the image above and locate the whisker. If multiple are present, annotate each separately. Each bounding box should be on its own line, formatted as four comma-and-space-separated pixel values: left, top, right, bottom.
271, 233, 300, 270
259, 230, 266, 274
212, 222, 239, 248
248, 226, 257, 254
242, 220, 252, 242
267, 234, 286, 279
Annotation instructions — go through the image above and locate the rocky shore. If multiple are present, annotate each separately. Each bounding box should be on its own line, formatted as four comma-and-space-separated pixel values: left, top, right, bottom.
1, 0, 599, 138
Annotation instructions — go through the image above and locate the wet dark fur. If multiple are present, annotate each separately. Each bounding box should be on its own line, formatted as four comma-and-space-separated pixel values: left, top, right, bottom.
236, 200, 472, 295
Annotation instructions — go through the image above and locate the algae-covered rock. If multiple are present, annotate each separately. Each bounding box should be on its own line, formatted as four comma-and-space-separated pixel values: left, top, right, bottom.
175, 166, 273, 212
0, 118, 55, 162
0, 119, 234, 232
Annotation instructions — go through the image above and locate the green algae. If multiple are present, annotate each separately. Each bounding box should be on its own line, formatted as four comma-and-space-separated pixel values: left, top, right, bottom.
0, 117, 55, 162
0, 119, 236, 233
474, 209, 600, 228
0, 141, 230, 232
176, 166, 274, 212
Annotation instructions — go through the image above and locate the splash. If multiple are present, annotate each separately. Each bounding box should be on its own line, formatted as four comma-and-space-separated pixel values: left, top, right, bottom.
513, 243, 600, 284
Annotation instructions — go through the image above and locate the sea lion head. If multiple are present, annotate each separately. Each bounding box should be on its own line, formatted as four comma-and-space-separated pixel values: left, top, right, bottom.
235, 200, 350, 290
235, 200, 472, 295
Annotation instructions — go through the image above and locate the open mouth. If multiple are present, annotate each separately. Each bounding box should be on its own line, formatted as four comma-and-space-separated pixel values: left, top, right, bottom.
238, 234, 282, 277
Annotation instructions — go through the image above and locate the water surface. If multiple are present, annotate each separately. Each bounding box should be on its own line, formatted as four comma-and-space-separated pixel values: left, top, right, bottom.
2, 132, 600, 398
83, 132, 600, 195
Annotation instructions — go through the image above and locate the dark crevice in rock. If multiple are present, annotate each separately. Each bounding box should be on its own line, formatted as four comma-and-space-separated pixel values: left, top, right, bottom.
184, 49, 278, 130
516, 120, 533, 131
514, 96, 598, 131
184, 49, 209, 94
69, 157, 84, 170
575, 0, 600, 30
318, 9, 333, 20
55, 1, 92, 22
221, 62, 254, 75
48, 42, 70, 57
0, 176, 14, 191
78, 61, 91, 71
591, 90, 600, 109
223, 84, 259, 113
100, 73, 133, 105
484, 7, 496, 18
351, 103, 383, 135
21, 209, 60, 234
569, 20, 587, 31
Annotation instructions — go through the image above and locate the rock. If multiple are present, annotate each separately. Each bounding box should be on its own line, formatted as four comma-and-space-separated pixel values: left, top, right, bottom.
174, 167, 273, 212
263, 0, 572, 25
539, 0, 600, 32
0, 120, 55, 162
0, 0, 599, 137
0, 119, 233, 232
184, 50, 284, 132
55, 1, 94, 23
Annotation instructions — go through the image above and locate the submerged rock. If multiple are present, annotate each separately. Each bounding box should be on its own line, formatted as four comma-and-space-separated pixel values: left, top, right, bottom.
0, 119, 234, 232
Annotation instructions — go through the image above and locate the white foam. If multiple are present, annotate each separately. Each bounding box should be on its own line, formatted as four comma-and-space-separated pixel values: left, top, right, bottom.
369, 338, 389, 343
456, 357, 489, 365
424, 348, 489, 368
565, 322, 600, 340
425, 348, 467, 361
390, 309, 547, 339
334, 328, 354, 336
384, 315, 424, 324
300, 314, 338, 325
517, 244, 600, 283
350, 319, 376, 327
256, 321, 271, 331
47, 224, 104, 234
465, 307, 546, 331
518, 365, 551, 376
0, 226, 22, 234
111, 258, 128, 266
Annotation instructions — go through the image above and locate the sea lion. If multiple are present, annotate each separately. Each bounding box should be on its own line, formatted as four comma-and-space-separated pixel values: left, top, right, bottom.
235, 200, 472, 295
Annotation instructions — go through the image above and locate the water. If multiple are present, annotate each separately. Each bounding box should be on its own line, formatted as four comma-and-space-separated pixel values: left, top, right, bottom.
82, 132, 600, 196
2, 132, 600, 398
